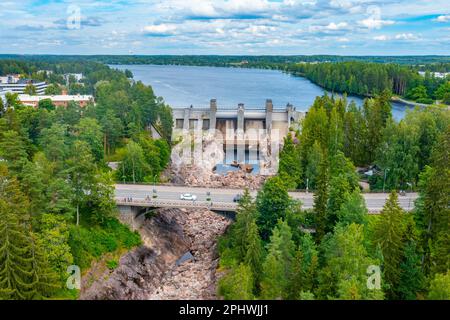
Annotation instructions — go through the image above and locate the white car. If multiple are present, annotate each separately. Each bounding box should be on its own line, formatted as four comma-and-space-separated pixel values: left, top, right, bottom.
180, 193, 197, 201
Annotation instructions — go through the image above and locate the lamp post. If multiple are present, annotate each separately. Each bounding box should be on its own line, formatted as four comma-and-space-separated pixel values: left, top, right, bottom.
306, 178, 309, 193
122, 162, 126, 184
406, 182, 413, 193
153, 174, 158, 198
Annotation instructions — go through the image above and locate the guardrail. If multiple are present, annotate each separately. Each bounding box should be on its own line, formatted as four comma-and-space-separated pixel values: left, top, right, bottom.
116, 198, 238, 211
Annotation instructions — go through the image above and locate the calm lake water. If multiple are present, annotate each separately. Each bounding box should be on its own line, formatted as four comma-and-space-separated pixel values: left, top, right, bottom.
112, 64, 411, 120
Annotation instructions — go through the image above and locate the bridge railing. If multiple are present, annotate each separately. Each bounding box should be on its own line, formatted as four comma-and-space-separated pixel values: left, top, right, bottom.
116, 198, 238, 211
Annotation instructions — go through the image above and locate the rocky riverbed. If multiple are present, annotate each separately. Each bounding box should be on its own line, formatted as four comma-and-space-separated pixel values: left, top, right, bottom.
79, 207, 230, 300
171, 164, 267, 190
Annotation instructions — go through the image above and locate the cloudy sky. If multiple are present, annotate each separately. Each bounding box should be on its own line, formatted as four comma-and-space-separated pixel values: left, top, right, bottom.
0, 0, 449, 55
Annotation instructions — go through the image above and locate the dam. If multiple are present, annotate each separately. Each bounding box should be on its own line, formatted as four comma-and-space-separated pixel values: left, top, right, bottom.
171, 99, 305, 173
172, 99, 303, 136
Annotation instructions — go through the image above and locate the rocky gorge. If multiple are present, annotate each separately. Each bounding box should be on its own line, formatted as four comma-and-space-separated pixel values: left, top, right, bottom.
81, 136, 267, 300
79, 207, 231, 300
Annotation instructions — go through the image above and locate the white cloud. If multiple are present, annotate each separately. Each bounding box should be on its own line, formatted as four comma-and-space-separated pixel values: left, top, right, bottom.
372, 33, 419, 41
143, 24, 177, 36
373, 35, 388, 41
435, 15, 450, 22
358, 17, 395, 29
309, 22, 349, 32
394, 33, 419, 40
154, 0, 274, 19
1, 0, 449, 55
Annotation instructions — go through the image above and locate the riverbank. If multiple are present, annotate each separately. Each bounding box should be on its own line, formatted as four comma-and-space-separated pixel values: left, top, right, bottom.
391, 95, 444, 108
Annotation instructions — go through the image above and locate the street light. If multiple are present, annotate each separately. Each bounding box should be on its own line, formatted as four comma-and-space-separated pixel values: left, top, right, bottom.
406, 182, 413, 193
153, 174, 158, 198
306, 178, 309, 193
122, 162, 126, 184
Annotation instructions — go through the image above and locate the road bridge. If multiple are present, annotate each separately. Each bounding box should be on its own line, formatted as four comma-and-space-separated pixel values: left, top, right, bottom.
115, 184, 418, 215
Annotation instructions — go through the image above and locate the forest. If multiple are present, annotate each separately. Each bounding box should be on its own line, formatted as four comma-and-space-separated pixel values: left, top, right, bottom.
1, 57, 448, 300
2, 55, 449, 105
286, 62, 450, 105
218, 93, 449, 300
1, 54, 450, 67
0, 60, 173, 299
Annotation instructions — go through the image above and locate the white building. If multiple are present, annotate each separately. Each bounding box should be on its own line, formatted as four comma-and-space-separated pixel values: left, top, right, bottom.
418, 71, 450, 79
0, 74, 20, 84
0, 79, 48, 95
37, 70, 53, 75
18, 94, 94, 108
63, 73, 83, 84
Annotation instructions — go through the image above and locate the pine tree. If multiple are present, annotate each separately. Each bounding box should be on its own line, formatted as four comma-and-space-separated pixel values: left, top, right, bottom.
422, 127, 450, 276
0, 130, 29, 174
65, 140, 97, 226
337, 189, 368, 227
0, 166, 59, 299
231, 189, 258, 262
243, 219, 263, 288
397, 241, 425, 300
314, 155, 329, 242
29, 233, 59, 298
325, 223, 384, 300
218, 263, 254, 300
305, 140, 324, 189
327, 106, 344, 157
373, 191, 405, 298
256, 177, 291, 240
260, 251, 285, 299
0, 167, 34, 299
278, 133, 302, 189
287, 248, 305, 299
298, 234, 319, 291
326, 175, 350, 232
287, 234, 318, 299
260, 220, 295, 299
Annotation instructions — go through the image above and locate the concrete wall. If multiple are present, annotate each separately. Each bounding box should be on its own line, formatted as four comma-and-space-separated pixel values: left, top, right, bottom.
172, 99, 304, 135
117, 205, 140, 231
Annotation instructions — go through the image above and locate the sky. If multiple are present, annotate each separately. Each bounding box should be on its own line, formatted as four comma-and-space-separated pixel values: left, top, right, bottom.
0, 0, 449, 55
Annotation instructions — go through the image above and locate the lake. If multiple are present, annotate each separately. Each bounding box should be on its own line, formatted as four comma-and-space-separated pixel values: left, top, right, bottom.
112, 64, 412, 120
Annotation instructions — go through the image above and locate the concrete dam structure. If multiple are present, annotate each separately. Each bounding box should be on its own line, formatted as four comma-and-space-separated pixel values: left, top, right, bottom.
172, 99, 303, 136
171, 99, 305, 174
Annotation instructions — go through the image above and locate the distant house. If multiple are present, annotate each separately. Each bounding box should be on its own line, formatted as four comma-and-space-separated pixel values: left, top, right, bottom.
0, 74, 20, 84
37, 70, 54, 76
18, 94, 94, 108
418, 71, 450, 79
63, 73, 84, 84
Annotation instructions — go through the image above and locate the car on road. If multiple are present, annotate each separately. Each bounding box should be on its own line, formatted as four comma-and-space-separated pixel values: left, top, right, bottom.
180, 193, 197, 201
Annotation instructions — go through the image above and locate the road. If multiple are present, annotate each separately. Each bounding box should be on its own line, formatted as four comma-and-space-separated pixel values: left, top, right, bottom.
115, 184, 418, 213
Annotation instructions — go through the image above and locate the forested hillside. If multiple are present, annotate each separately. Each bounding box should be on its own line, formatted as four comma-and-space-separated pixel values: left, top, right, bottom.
218, 94, 449, 300
1, 54, 450, 67
0, 60, 173, 299
2, 55, 449, 105
286, 62, 450, 104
